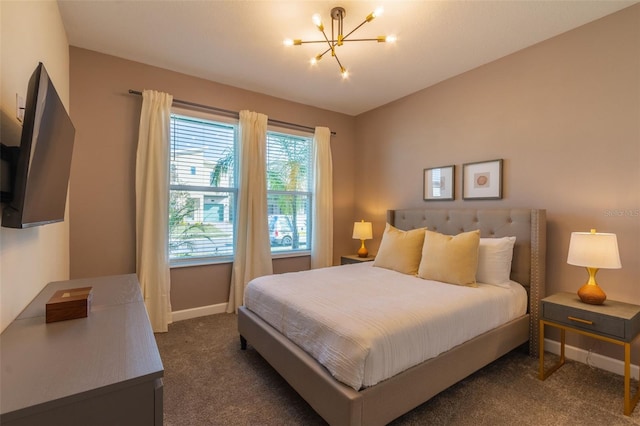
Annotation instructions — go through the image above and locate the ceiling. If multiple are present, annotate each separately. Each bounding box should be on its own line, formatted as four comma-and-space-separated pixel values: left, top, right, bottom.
57, 1, 636, 116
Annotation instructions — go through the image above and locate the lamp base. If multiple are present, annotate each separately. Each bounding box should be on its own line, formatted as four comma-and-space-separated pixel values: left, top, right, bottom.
357, 240, 369, 258
577, 283, 606, 305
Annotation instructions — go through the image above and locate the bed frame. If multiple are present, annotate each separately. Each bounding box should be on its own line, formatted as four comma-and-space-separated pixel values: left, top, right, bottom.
238, 208, 546, 425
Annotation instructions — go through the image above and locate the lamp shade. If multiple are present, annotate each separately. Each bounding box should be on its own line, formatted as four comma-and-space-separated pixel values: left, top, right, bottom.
352, 221, 373, 240
567, 230, 621, 269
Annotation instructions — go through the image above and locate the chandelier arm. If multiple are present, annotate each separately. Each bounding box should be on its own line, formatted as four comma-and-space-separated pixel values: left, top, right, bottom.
333, 52, 345, 71
341, 19, 370, 42
316, 46, 332, 59
339, 38, 384, 42
299, 39, 381, 44
295, 40, 334, 44
319, 28, 335, 53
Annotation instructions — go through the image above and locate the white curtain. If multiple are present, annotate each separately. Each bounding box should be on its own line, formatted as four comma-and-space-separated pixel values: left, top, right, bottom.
311, 126, 334, 269
227, 110, 273, 313
135, 90, 173, 332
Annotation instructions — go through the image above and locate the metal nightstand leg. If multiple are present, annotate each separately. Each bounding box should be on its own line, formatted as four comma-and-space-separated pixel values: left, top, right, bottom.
539, 320, 566, 380
624, 342, 640, 415
539, 319, 639, 415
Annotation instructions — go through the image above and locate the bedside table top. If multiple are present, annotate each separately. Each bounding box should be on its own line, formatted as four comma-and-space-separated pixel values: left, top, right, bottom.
542, 292, 640, 320
341, 254, 375, 264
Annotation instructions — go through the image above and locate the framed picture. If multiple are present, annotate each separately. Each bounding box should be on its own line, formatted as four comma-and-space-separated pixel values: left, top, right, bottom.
462, 159, 503, 200
423, 165, 454, 201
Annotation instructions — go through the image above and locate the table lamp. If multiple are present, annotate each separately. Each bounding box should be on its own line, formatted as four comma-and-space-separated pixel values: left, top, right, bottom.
567, 229, 621, 305
352, 220, 373, 258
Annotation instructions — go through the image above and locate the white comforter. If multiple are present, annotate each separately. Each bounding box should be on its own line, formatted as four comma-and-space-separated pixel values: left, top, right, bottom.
244, 262, 527, 390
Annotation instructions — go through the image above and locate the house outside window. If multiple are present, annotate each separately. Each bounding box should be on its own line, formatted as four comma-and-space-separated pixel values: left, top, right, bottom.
169, 111, 237, 263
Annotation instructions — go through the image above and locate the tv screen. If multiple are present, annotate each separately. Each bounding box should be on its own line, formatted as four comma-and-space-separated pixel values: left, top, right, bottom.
1, 62, 75, 228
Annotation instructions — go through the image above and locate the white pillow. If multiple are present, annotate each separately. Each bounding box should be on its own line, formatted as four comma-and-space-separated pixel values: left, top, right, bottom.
476, 237, 516, 287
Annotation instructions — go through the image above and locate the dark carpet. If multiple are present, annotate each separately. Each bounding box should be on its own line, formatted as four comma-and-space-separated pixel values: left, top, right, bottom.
155, 313, 640, 425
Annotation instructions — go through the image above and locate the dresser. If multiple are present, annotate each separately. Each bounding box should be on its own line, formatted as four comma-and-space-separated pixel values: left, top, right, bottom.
0, 274, 164, 425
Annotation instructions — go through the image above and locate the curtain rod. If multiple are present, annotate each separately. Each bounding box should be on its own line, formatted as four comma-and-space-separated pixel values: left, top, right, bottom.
128, 90, 336, 136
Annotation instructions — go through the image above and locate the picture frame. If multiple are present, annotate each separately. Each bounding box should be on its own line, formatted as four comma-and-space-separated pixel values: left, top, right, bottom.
423, 165, 454, 201
462, 159, 503, 200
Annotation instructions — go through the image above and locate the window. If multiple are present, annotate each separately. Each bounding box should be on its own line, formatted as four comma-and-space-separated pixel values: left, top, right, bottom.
169, 111, 313, 264
266, 131, 313, 253
169, 112, 236, 262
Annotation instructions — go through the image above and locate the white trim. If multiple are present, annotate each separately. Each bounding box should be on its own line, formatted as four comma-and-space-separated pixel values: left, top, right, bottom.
170, 256, 233, 269
171, 303, 229, 322
172, 106, 238, 125
544, 338, 639, 380
169, 252, 310, 269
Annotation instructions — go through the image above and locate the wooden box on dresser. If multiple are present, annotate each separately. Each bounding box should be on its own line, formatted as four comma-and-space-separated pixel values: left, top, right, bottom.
0, 274, 163, 426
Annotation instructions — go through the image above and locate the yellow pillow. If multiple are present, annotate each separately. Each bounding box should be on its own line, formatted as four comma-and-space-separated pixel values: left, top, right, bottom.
417, 229, 480, 286
372, 223, 426, 275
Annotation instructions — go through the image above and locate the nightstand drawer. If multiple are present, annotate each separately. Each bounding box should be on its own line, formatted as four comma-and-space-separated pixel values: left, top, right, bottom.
341, 255, 375, 265
541, 292, 640, 342
543, 302, 625, 339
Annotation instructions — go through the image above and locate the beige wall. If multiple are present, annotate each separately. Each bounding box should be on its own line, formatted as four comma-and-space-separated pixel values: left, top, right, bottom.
0, 1, 71, 332
67, 5, 638, 358
355, 5, 639, 357
68, 48, 356, 310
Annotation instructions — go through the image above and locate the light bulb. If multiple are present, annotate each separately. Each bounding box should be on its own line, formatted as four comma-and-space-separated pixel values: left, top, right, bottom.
367, 6, 384, 21
312, 13, 324, 31
283, 39, 294, 46
376, 35, 397, 43
341, 68, 349, 79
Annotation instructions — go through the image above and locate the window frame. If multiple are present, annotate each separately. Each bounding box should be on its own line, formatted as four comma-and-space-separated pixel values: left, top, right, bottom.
168, 111, 315, 267
169, 108, 239, 267
266, 127, 314, 257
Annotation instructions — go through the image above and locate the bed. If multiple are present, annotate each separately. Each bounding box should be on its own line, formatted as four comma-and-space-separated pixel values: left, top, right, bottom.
238, 208, 546, 425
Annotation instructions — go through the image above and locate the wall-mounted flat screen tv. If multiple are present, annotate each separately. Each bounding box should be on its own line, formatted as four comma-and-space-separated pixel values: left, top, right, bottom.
1, 62, 75, 229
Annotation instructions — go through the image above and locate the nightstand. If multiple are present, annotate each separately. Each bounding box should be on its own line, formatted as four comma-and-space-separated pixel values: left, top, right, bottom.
539, 292, 640, 415
341, 254, 375, 265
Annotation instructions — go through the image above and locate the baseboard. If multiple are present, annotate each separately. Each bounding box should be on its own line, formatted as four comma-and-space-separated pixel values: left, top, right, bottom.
171, 303, 229, 322
544, 338, 639, 380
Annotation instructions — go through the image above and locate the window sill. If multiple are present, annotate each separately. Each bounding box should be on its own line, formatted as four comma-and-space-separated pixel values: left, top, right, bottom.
170, 256, 233, 269
170, 250, 310, 269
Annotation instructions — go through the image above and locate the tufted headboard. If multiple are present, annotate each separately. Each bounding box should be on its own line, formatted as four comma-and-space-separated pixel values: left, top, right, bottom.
388, 208, 546, 356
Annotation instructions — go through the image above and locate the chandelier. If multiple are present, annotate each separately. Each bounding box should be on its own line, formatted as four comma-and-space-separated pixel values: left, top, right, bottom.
284, 6, 396, 79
